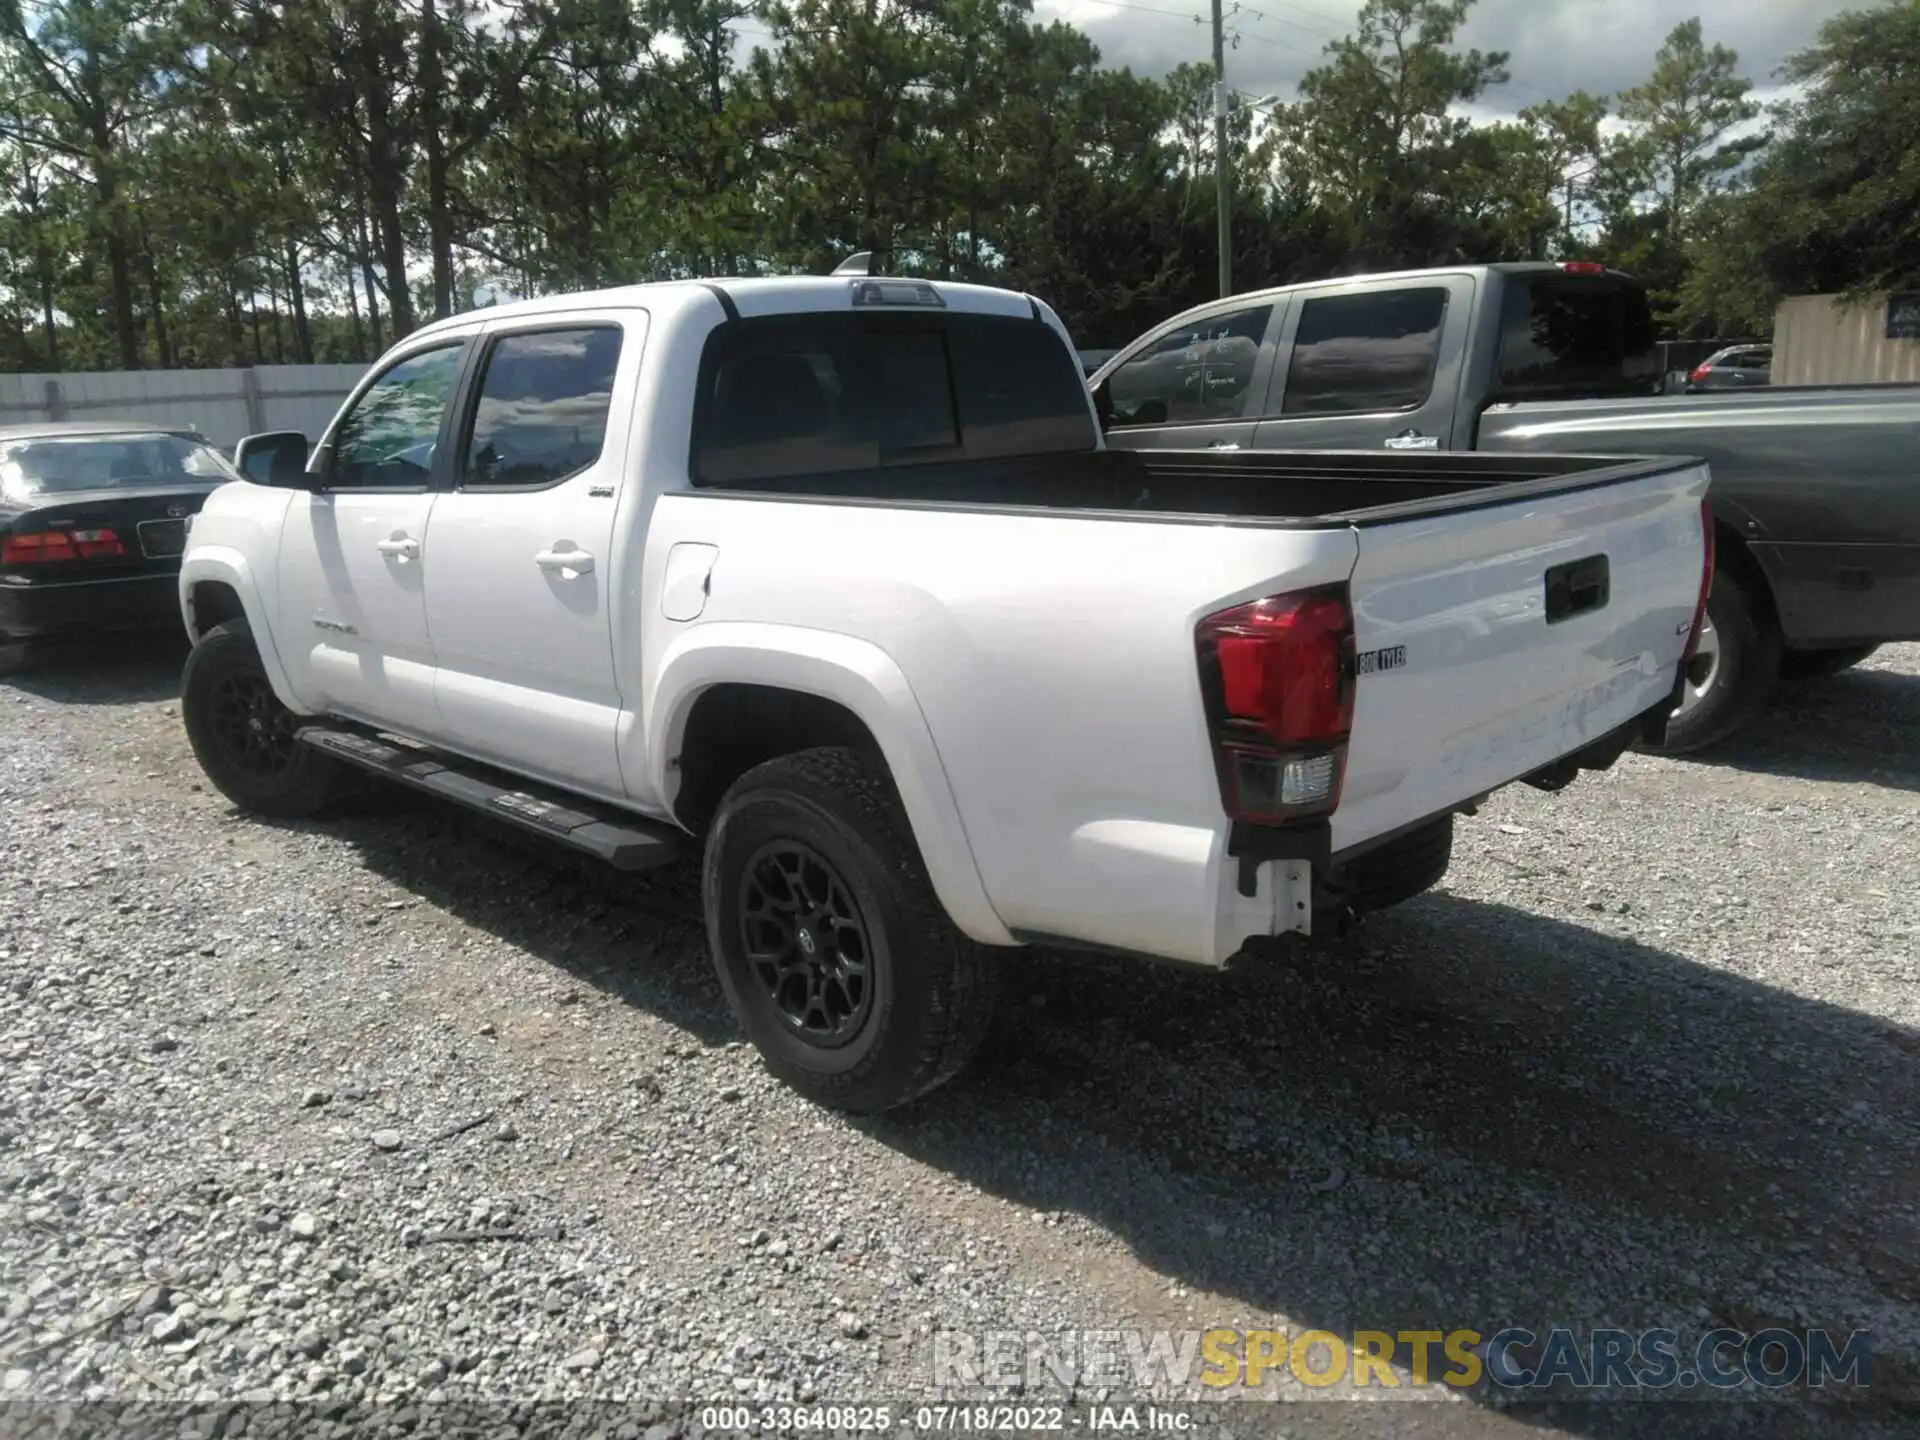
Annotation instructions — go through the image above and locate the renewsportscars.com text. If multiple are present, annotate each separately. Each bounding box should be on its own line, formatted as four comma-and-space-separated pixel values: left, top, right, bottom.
932, 1326, 1873, 1395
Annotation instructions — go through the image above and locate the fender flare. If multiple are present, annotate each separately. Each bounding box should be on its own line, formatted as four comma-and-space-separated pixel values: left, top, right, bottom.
178, 548, 310, 714
648, 622, 1015, 947
1705, 492, 1769, 543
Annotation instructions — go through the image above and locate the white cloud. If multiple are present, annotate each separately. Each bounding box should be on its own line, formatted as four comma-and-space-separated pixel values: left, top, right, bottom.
1034, 0, 1850, 120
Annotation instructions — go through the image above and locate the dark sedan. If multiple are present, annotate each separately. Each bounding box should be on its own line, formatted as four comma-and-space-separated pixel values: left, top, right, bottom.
1686, 343, 1772, 391
0, 423, 237, 649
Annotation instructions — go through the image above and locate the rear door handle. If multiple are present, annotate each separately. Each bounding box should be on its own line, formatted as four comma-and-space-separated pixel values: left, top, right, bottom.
1385, 430, 1438, 451
375, 535, 419, 560
1207, 440, 1241, 451
535, 546, 595, 577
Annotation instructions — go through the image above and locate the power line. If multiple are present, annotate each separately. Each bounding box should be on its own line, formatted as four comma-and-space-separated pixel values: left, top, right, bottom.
1237, 4, 1342, 42
1066, 0, 1208, 22
1234, 28, 1325, 60
1263, 0, 1359, 34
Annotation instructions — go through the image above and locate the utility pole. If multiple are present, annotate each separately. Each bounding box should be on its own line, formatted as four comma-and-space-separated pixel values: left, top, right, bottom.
1211, 0, 1231, 298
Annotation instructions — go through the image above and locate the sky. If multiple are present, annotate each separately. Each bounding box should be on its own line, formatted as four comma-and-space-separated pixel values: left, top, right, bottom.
1032, 0, 1860, 118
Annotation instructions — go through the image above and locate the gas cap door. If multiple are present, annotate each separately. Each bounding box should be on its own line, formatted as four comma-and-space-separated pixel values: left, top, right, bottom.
661, 542, 719, 621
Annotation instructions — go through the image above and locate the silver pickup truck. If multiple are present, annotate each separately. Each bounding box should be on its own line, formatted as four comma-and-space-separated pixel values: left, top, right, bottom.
1091, 262, 1920, 752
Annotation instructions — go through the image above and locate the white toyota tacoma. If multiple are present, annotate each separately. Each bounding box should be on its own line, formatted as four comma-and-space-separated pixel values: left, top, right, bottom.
177, 276, 1713, 1111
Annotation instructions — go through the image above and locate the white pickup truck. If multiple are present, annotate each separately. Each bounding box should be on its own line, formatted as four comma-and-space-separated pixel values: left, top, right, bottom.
177, 276, 1712, 1111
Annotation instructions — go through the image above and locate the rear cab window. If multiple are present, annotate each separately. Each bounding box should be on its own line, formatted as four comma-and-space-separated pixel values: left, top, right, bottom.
691, 311, 1096, 487
1495, 275, 1663, 400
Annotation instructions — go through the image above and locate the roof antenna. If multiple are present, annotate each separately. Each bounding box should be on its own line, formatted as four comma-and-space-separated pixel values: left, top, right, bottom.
830, 251, 873, 276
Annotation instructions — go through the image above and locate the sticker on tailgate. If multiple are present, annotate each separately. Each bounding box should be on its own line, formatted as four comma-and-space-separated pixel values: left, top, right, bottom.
1357, 645, 1408, 675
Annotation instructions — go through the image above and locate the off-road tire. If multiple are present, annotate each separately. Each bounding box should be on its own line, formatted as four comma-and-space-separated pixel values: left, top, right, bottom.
1642, 565, 1780, 755
702, 745, 999, 1112
181, 621, 337, 818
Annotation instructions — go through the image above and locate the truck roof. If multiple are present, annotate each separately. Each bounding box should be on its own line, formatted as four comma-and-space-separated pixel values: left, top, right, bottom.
0, 420, 207, 442
1171, 261, 1631, 313
410, 276, 1049, 341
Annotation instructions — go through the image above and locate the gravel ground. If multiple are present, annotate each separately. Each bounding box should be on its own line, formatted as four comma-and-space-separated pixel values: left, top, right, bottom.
1, 638, 1916, 1439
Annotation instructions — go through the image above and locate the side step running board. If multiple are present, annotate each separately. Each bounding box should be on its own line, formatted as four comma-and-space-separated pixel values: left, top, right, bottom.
298, 726, 681, 872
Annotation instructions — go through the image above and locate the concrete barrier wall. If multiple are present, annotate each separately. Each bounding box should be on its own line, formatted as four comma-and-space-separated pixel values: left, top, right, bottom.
0, 364, 367, 450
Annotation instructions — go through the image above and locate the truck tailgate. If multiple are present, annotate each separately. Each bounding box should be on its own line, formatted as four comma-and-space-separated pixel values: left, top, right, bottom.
1333, 459, 1710, 854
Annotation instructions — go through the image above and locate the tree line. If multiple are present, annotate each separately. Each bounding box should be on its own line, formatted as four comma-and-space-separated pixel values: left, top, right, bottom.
2, 0, 1915, 372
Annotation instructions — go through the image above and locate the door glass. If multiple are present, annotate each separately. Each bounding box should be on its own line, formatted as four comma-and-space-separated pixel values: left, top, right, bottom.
1282, 288, 1448, 417
463, 327, 624, 488
328, 343, 465, 489
1104, 305, 1272, 429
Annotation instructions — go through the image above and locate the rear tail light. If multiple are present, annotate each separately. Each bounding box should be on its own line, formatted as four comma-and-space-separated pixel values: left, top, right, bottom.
0, 527, 124, 564
74, 528, 125, 558
3, 532, 77, 564
1689, 362, 1712, 384
1196, 584, 1356, 824
1682, 501, 1715, 663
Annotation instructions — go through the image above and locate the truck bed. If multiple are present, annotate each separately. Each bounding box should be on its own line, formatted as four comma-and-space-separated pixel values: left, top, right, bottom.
701, 445, 1689, 526
1477, 384, 1920, 645
1477, 385, 1920, 546
665, 445, 1710, 963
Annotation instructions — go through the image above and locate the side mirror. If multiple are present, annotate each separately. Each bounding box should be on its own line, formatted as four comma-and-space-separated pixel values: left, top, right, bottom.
234, 431, 314, 489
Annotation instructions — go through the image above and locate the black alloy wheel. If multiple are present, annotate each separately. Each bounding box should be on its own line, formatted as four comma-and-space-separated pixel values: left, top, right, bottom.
181, 620, 338, 818
738, 839, 876, 1047
206, 668, 300, 781
701, 745, 999, 1112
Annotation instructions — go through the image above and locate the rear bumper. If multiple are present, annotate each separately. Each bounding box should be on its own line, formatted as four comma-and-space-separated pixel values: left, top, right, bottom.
0, 571, 183, 641
1231, 694, 1677, 946
1749, 541, 1920, 646
1001, 692, 1683, 972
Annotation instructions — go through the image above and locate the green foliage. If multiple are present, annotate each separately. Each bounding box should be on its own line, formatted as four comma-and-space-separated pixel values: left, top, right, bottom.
1591, 18, 1764, 330
0, 0, 1909, 370
1275, 0, 1510, 267
1744, 0, 1920, 300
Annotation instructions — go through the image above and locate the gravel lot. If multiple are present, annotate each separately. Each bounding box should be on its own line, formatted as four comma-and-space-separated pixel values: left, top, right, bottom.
1, 638, 1916, 1438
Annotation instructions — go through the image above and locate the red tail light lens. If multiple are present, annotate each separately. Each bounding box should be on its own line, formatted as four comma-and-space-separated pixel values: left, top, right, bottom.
1682, 501, 1715, 663
3, 532, 78, 564
1, 528, 123, 564
1196, 584, 1356, 824
1689, 363, 1712, 384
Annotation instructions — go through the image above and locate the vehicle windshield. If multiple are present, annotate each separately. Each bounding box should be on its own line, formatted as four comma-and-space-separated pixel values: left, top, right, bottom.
0, 433, 238, 501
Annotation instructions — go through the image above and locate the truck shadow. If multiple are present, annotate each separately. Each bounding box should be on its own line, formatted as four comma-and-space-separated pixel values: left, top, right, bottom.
0, 631, 189, 706
303, 794, 1917, 1435
867, 896, 1919, 1433
1690, 660, 1920, 793
277, 795, 738, 1046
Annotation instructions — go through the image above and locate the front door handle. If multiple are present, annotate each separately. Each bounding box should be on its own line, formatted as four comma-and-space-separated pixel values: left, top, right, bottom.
376, 535, 420, 560
1207, 440, 1241, 451
535, 545, 595, 577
